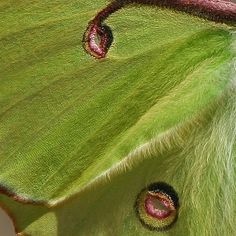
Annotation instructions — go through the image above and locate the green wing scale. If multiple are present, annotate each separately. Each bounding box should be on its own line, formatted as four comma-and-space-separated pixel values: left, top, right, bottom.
0, 0, 235, 235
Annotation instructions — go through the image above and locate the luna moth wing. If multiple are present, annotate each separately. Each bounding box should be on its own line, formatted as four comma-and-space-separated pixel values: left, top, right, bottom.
0, 0, 235, 235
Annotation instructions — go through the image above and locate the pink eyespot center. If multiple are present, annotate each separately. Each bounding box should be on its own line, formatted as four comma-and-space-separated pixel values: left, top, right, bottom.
83, 23, 113, 59
87, 25, 105, 58
144, 192, 174, 220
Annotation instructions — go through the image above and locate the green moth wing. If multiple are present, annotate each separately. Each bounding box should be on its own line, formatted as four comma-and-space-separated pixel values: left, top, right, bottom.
0, 0, 235, 235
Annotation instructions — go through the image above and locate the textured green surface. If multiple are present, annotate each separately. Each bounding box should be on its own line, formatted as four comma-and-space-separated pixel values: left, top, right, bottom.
0, 0, 236, 235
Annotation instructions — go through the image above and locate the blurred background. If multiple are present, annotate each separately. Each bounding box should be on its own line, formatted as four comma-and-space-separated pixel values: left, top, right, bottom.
0, 208, 15, 236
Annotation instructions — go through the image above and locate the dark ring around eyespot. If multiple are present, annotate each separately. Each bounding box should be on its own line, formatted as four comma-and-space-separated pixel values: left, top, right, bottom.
148, 182, 179, 209
134, 182, 179, 231
99, 24, 113, 50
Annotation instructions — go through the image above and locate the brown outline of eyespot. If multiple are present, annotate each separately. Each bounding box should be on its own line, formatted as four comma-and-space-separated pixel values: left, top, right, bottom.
83, 0, 236, 59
